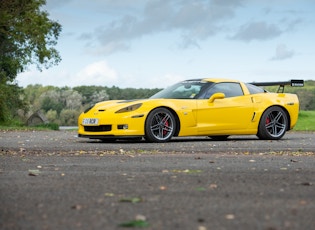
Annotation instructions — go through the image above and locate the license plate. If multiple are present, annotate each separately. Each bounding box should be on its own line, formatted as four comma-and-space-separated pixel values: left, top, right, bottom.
82, 118, 99, 125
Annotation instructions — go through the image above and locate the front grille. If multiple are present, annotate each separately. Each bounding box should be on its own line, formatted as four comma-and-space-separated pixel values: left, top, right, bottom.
84, 125, 112, 132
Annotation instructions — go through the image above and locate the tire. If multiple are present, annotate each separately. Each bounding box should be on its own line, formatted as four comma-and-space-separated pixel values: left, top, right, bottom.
145, 108, 176, 143
257, 106, 288, 140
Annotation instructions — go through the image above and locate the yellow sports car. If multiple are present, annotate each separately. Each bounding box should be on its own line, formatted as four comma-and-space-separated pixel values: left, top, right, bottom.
78, 78, 303, 142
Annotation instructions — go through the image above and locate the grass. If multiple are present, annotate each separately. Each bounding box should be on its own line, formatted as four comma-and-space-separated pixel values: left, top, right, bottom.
0, 122, 59, 131
294, 111, 315, 131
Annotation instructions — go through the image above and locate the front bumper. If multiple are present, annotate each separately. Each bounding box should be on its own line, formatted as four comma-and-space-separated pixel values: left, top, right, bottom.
78, 115, 146, 138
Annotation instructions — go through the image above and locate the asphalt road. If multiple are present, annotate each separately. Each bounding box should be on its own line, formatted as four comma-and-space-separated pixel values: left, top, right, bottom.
1, 130, 315, 230
1, 130, 315, 154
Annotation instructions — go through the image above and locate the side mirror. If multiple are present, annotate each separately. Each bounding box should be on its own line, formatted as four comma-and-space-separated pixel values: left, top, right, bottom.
208, 93, 225, 103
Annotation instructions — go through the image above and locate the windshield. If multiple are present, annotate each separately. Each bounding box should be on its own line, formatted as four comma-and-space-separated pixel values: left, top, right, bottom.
150, 79, 212, 99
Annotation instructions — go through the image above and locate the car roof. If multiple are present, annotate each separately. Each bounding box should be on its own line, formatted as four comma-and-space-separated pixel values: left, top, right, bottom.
201, 78, 241, 83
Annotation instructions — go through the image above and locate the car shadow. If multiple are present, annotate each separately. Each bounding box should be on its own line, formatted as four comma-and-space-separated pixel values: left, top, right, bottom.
78, 135, 274, 144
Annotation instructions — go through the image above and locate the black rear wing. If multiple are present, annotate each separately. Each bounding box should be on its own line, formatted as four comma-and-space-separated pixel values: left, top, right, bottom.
249, 79, 304, 93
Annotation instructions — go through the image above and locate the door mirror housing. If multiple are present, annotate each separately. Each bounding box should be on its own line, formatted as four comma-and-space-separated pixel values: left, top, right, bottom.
208, 93, 225, 103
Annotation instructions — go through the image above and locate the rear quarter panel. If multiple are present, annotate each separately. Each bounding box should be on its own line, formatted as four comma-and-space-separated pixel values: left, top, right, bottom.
250, 93, 300, 130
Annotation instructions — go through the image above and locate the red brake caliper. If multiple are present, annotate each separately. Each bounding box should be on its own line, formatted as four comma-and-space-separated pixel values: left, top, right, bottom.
266, 117, 270, 125
163, 121, 169, 135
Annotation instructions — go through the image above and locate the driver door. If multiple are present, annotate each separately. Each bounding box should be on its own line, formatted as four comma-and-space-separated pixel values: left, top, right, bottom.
196, 82, 254, 134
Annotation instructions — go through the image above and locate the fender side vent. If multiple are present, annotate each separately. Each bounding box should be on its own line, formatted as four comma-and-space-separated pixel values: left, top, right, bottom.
251, 112, 256, 122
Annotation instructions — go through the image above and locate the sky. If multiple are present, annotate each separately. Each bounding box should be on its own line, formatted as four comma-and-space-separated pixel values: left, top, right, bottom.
16, 0, 315, 89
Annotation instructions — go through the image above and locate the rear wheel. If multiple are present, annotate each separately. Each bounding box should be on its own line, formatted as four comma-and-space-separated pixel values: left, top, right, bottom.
257, 106, 288, 140
145, 108, 176, 143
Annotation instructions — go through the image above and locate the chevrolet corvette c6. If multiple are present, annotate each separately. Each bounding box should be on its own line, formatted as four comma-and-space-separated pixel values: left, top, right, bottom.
78, 78, 303, 142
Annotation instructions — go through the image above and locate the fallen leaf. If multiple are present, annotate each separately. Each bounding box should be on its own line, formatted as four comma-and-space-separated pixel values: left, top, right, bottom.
198, 226, 207, 230
104, 193, 115, 197
120, 197, 142, 203
28, 169, 40, 176
159, 186, 167, 190
119, 220, 149, 228
225, 214, 235, 220
301, 182, 312, 186
299, 200, 307, 205
71, 204, 82, 210
196, 187, 206, 191
172, 169, 202, 174
135, 214, 146, 221
197, 218, 205, 223
209, 184, 218, 189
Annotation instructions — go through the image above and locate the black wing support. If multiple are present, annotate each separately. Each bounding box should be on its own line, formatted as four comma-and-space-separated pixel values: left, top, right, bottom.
250, 79, 304, 93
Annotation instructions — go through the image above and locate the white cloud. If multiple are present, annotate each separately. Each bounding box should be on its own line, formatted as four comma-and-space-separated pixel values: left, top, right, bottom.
16, 60, 118, 87
16, 0, 315, 89
76, 60, 118, 85
83, 41, 130, 56
150, 73, 186, 88
58, 0, 307, 56
81, 0, 244, 55
230, 21, 283, 42
16, 68, 71, 87
270, 44, 295, 61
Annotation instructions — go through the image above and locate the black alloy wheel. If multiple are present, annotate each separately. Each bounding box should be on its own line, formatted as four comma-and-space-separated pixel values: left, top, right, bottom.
145, 108, 176, 143
257, 106, 288, 140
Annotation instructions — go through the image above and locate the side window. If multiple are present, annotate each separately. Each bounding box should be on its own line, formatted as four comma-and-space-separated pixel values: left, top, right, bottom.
203, 83, 244, 99
246, 83, 265, 94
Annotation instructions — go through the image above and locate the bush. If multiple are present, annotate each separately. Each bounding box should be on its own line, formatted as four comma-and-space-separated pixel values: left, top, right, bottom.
35, 123, 59, 130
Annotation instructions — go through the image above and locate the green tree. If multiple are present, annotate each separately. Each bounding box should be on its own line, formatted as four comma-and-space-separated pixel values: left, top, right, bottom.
24, 84, 57, 113
62, 89, 83, 110
0, 0, 61, 123
73, 86, 106, 105
0, 82, 27, 123
60, 109, 80, 126
46, 109, 58, 124
41, 94, 63, 114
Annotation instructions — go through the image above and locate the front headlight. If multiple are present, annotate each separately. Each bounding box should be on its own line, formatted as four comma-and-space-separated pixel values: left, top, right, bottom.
115, 103, 142, 113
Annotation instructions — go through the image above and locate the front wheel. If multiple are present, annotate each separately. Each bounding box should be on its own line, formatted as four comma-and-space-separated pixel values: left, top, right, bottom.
145, 108, 176, 143
257, 106, 288, 140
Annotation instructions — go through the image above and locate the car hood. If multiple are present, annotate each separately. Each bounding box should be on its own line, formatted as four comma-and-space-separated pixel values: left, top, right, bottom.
93, 99, 149, 111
